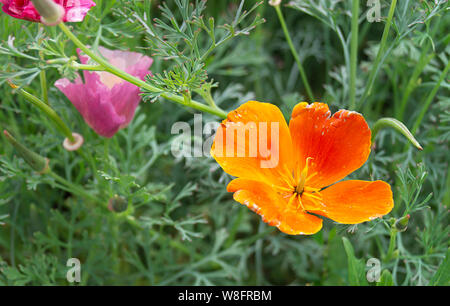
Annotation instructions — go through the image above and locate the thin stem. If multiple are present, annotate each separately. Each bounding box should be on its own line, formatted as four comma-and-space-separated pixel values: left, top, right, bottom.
224, 207, 245, 248
273, 4, 314, 102
70, 62, 106, 71
77, 147, 100, 183
58, 23, 227, 119
396, 52, 434, 120
400, 58, 450, 152
384, 229, 398, 262
410, 59, 450, 136
349, 0, 359, 110
255, 221, 265, 285
358, 0, 397, 109
48, 170, 103, 205
443, 167, 450, 207
124, 215, 202, 261
199, 33, 234, 63
8, 81, 75, 142
38, 24, 48, 105
396, 20, 439, 120
39, 69, 48, 104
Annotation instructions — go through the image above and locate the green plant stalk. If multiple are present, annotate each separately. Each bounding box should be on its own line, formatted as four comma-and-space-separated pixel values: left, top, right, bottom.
124, 215, 203, 261
273, 4, 315, 102
443, 168, 450, 206
224, 208, 245, 248
39, 69, 48, 104
4, 130, 100, 203
38, 24, 48, 105
349, 0, 359, 110
58, 23, 228, 119
8, 81, 75, 143
71, 62, 106, 71
384, 229, 397, 262
255, 221, 265, 285
396, 19, 440, 120
46, 58, 104, 71
396, 52, 434, 120
11, 83, 99, 181
359, 0, 397, 109
410, 59, 450, 136
48, 170, 103, 205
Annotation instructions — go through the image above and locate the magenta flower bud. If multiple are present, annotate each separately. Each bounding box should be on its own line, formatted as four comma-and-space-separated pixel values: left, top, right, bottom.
0, 0, 96, 24
55, 47, 153, 138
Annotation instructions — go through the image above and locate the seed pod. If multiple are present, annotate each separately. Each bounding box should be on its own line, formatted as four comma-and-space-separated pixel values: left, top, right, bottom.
394, 214, 410, 232
3, 130, 50, 174
108, 195, 128, 213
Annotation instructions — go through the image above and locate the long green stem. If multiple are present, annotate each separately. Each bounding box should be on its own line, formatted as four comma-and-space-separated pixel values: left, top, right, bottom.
396, 19, 440, 120
38, 24, 49, 105
396, 52, 434, 120
349, 0, 359, 110
8, 81, 75, 142
48, 170, 103, 205
71, 62, 105, 71
410, 59, 450, 136
384, 229, 398, 262
39, 69, 48, 104
273, 4, 314, 102
358, 0, 397, 109
443, 167, 450, 206
58, 23, 227, 119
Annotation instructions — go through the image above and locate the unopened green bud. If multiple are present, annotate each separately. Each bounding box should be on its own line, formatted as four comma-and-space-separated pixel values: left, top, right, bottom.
3, 130, 50, 174
371, 118, 423, 151
108, 195, 128, 213
388, 217, 396, 226
394, 214, 410, 232
392, 250, 400, 259
31, 0, 65, 26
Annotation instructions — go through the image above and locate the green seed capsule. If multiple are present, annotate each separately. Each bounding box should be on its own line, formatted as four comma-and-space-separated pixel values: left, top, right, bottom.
3, 130, 50, 174
108, 195, 128, 213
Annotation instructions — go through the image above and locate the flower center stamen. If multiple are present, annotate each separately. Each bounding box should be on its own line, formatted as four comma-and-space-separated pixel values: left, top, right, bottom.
295, 157, 313, 194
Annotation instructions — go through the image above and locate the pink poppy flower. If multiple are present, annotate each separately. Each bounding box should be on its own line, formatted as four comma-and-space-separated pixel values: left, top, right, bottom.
0, 0, 96, 24
55, 47, 153, 138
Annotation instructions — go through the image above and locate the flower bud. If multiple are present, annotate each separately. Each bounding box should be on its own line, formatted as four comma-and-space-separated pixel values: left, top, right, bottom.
394, 214, 410, 232
30, 0, 64, 26
108, 195, 128, 213
392, 250, 399, 259
3, 130, 50, 174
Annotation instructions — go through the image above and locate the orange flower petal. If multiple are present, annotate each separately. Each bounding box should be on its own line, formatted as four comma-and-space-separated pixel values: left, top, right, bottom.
211, 101, 295, 188
289, 102, 371, 188
228, 178, 323, 235
312, 180, 394, 224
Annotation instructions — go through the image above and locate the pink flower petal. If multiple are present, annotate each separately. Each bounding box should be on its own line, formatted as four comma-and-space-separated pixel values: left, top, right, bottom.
55, 46, 153, 138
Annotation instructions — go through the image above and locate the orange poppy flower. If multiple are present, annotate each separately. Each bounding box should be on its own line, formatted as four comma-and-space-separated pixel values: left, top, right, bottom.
211, 101, 394, 235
